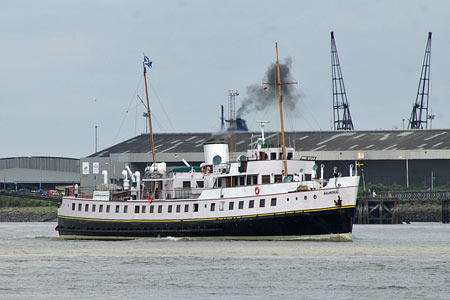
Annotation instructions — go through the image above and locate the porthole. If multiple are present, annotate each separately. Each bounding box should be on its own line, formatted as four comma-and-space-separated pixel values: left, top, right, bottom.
295, 197, 298, 200
304, 196, 307, 200
287, 198, 289, 202
313, 195, 317, 199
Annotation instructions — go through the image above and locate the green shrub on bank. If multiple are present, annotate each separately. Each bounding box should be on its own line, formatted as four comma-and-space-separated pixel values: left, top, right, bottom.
0, 195, 57, 208
358, 183, 450, 196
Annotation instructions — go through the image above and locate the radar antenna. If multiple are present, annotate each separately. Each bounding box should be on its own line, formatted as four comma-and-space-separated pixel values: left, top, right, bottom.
256, 120, 270, 146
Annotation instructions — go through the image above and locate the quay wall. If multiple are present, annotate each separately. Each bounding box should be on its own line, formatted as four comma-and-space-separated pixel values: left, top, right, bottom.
0, 208, 57, 222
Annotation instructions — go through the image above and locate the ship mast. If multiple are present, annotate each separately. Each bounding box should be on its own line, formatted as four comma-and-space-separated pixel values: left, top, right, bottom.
143, 60, 156, 164
275, 43, 288, 176
263, 43, 296, 176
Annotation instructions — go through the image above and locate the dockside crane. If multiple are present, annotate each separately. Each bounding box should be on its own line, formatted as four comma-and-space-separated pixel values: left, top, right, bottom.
331, 32, 354, 130
408, 32, 432, 129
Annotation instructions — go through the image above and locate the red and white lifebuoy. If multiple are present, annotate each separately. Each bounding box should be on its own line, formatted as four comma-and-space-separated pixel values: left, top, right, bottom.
255, 186, 260, 195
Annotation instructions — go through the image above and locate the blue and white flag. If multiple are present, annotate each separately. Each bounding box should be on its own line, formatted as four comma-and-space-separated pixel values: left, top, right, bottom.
144, 56, 153, 69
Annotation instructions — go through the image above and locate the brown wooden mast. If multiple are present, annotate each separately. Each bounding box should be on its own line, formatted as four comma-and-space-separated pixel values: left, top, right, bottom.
275, 42, 288, 176
263, 43, 296, 176
143, 58, 157, 200
143, 61, 156, 164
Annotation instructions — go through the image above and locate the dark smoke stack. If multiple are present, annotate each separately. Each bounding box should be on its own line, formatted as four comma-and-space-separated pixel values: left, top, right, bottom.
237, 57, 300, 117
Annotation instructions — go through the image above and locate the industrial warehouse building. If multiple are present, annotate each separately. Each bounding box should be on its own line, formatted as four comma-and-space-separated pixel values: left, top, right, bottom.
0, 157, 80, 190
79, 129, 450, 189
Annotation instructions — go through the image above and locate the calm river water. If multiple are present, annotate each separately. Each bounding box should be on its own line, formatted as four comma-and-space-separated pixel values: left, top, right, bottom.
0, 222, 449, 299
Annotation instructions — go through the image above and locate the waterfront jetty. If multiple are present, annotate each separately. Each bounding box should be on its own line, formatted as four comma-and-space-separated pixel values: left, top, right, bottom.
355, 197, 400, 224
356, 190, 450, 224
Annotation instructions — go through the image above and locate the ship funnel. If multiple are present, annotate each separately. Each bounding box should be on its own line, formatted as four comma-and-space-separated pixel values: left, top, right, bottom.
203, 139, 229, 165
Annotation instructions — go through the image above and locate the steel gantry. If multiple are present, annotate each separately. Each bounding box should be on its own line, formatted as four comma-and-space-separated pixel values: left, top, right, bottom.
408, 32, 432, 129
331, 32, 354, 130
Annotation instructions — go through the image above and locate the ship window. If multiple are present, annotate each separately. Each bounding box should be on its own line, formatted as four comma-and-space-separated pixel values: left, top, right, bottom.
123, 205, 128, 213
304, 196, 307, 200
249, 200, 254, 208
229, 201, 234, 210
239, 176, 245, 186
252, 175, 258, 184
210, 203, 215, 211
150, 205, 154, 213
184, 204, 189, 212
183, 181, 191, 188
259, 199, 265, 208
85, 204, 89, 212
259, 152, 267, 160
226, 177, 231, 187
115, 205, 120, 213
217, 179, 222, 188
142, 206, 146, 213
313, 195, 317, 199
99, 205, 103, 212
287, 152, 293, 160
262, 175, 270, 184
158, 205, 163, 213
92, 204, 96, 212
304, 174, 312, 181
193, 203, 199, 212
168, 205, 173, 213
246, 176, 251, 185
72, 203, 75, 210
274, 175, 282, 183
196, 181, 204, 188
219, 201, 225, 211
271, 152, 277, 160
271, 198, 277, 206
134, 206, 140, 213
106, 205, 110, 213
176, 205, 181, 213
232, 177, 237, 187
239, 201, 244, 209
78, 203, 82, 211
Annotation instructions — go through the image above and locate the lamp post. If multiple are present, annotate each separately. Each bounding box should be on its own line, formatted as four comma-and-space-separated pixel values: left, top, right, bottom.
406, 159, 409, 188
95, 125, 98, 153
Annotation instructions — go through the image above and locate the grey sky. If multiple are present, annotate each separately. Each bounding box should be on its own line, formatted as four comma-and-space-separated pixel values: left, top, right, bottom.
1, 0, 449, 158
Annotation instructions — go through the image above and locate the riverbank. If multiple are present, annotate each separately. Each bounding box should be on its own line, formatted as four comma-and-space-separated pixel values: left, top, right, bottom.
0, 207, 57, 222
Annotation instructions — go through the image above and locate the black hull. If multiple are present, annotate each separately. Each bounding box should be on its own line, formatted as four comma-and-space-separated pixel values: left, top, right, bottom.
56, 206, 355, 238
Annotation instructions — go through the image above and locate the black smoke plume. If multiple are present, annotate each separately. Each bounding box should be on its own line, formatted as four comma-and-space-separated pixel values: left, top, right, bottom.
237, 57, 300, 117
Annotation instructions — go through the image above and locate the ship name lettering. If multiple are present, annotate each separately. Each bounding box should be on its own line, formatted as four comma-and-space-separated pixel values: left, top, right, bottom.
324, 190, 339, 195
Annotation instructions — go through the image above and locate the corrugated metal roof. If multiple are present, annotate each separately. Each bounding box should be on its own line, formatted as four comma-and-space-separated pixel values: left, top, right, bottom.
88, 129, 450, 158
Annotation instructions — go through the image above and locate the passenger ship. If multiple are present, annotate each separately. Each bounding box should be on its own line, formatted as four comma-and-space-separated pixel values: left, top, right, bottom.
55, 44, 360, 239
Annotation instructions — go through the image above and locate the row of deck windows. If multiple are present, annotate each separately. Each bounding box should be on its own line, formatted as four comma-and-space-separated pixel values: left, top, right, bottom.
215, 173, 312, 188
71, 198, 278, 214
